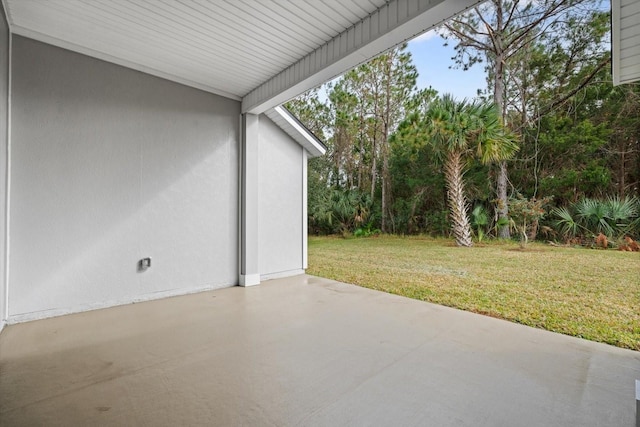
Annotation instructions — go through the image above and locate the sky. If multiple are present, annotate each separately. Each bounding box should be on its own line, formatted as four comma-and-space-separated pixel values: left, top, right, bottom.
316, 30, 487, 104
406, 29, 487, 101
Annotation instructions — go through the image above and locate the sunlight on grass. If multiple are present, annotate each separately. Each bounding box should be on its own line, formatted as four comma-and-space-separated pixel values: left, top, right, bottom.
308, 235, 640, 350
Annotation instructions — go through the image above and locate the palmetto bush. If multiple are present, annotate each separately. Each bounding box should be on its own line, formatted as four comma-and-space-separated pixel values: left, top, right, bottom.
330, 188, 372, 233
551, 196, 639, 242
470, 205, 489, 242
309, 188, 373, 235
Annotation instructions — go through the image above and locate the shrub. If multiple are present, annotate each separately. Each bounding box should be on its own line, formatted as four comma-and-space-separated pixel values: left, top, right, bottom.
509, 194, 553, 248
551, 196, 639, 244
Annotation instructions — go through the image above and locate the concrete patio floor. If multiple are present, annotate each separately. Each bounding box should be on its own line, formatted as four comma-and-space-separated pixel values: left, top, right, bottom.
1, 274, 638, 426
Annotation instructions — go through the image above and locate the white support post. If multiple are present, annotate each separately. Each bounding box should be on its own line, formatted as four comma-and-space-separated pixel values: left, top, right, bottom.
636, 379, 639, 427
302, 148, 308, 270
239, 113, 260, 286
2, 26, 11, 325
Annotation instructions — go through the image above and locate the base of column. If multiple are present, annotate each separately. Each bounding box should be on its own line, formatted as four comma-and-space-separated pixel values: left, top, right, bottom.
239, 274, 260, 287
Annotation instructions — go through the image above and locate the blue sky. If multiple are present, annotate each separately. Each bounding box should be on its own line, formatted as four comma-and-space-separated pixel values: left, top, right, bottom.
316, 30, 487, 103
407, 30, 487, 101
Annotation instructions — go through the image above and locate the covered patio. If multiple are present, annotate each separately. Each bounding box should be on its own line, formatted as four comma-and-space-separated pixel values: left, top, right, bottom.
1, 274, 638, 426
1, 1, 639, 425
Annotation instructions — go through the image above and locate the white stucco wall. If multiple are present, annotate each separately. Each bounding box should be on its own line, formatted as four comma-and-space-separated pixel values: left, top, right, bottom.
0, 2, 8, 329
258, 116, 304, 279
8, 36, 239, 321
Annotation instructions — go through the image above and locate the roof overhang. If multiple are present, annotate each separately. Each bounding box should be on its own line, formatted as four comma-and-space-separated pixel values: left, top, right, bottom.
242, 0, 483, 113
2, 0, 481, 113
265, 106, 327, 158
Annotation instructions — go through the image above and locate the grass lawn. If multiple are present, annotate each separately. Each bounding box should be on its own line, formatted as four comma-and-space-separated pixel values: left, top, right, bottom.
307, 235, 640, 350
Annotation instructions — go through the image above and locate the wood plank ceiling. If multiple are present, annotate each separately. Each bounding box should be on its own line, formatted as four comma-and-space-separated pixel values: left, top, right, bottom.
3, 0, 480, 112
4, 0, 386, 99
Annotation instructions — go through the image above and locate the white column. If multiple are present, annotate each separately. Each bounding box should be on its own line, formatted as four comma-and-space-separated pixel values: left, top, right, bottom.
302, 148, 308, 270
239, 113, 260, 286
635, 379, 639, 427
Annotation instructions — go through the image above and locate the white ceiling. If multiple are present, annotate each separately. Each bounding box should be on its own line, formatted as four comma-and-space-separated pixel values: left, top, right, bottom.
3, 0, 481, 113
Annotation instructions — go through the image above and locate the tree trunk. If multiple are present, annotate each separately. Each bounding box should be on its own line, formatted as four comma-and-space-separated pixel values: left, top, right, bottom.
381, 173, 387, 232
381, 146, 391, 233
381, 55, 392, 233
494, 65, 511, 237
357, 134, 364, 190
445, 150, 473, 247
618, 138, 626, 197
370, 136, 377, 200
493, 2, 510, 239
496, 161, 510, 239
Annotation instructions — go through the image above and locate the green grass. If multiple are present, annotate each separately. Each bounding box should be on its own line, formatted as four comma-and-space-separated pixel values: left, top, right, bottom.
308, 235, 640, 350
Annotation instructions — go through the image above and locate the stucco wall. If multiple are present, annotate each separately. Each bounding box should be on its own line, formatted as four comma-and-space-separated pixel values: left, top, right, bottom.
9, 36, 239, 320
0, 2, 8, 328
258, 116, 304, 278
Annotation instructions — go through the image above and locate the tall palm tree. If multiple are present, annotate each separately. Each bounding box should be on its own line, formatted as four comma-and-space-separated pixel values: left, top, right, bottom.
405, 94, 518, 246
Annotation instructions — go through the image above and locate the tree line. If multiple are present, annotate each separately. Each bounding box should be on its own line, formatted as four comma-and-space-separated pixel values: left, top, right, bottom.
287, 0, 639, 246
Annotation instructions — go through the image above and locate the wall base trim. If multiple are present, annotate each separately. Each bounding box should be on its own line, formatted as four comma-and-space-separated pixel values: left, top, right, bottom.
239, 273, 260, 287
6, 282, 235, 324
261, 269, 304, 281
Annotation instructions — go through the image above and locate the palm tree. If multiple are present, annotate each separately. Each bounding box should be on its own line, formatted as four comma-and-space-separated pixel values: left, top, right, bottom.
406, 94, 518, 246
